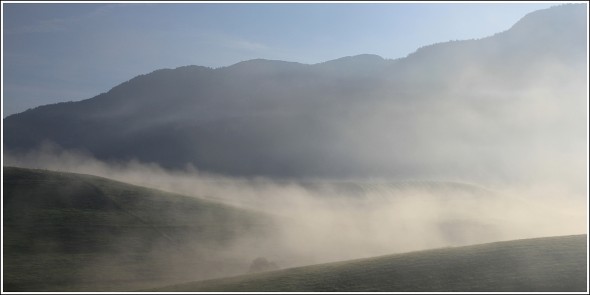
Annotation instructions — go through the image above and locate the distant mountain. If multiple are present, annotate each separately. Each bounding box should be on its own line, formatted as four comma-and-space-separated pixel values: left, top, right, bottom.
4, 4, 587, 179
149, 234, 588, 292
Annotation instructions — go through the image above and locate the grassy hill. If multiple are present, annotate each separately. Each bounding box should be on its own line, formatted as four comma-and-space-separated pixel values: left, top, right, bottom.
149, 234, 587, 292
2, 166, 278, 291
4, 166, 587, 292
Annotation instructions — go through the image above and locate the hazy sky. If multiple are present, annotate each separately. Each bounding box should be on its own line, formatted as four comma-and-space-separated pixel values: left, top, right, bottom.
2, 1, 560, 117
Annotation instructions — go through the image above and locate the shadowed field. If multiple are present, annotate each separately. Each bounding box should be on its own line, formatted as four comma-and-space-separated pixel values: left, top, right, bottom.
149, 234, 587, 292
3, 166, 587, 292
3, 166, 277, 291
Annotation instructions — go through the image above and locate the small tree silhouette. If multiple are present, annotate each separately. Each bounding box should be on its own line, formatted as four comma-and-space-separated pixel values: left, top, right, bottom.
249, 257, 278, 273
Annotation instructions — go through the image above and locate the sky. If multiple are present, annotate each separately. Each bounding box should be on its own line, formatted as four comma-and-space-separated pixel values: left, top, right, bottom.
1, 1, 562, 117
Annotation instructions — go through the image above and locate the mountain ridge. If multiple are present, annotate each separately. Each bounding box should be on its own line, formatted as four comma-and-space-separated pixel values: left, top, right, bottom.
4, 4, 587, 179
8, 4, 585, 119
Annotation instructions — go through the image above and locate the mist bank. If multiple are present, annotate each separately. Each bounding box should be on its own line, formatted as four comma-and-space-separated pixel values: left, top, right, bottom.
3, 53, 586, 193
5, 146, 586, 266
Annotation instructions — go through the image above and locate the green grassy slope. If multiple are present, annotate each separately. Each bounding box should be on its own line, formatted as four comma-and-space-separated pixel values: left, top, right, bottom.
3, 166, 277, 291
150, 234, 587, 292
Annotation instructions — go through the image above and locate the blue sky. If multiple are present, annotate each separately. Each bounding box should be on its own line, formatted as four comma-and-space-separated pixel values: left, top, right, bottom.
2, 2, 561, 117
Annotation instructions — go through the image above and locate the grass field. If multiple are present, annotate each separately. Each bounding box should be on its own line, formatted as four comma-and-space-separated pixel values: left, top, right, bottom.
3, 166, 587, 292
149, 234, 587, 292
3, 166, 277, 291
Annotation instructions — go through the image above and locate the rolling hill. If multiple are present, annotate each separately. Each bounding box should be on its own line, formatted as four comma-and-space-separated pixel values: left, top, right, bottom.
148, 234, 588, 292
2, 166, 509, 291
3, 168, 587, 292
2, 166, 279, 291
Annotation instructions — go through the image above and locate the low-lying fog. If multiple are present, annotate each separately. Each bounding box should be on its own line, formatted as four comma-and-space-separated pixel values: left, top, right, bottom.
4, 44, 588, 284
4, 143, 586, 270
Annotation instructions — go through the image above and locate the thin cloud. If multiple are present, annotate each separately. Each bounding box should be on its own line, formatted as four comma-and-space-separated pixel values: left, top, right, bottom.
4, 3, 143, 35
5, 17, 69, 34
199, 30, 271, 52
231, 38, 270, 51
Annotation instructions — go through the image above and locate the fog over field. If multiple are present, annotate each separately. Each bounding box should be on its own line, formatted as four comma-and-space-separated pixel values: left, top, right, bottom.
5, 139, 586, 267
2, 4, 588, 289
